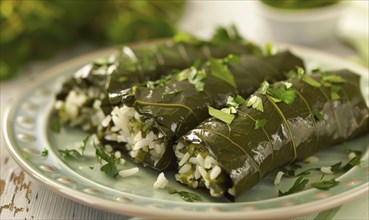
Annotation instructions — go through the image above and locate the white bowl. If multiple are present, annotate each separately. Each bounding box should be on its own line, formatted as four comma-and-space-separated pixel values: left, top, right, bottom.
253, 1, 347, 45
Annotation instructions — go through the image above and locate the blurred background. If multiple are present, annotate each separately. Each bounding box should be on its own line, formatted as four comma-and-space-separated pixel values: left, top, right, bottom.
0, 0, 368, 81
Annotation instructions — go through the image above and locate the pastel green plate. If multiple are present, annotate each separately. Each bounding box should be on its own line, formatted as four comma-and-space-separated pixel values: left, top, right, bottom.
4, 44, 369, 219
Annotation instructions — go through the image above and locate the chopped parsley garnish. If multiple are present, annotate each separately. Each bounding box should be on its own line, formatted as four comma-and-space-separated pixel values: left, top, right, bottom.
41, 148, 48, 157
80, 135, 90, 156
330, 84, 342, 100
321, 74, 347, 83
209, 58, 236, 88
168, 189, 202, 202
311, 178, 339, 190
226, 95, 246, 107
58, 149, 83, 159
172, 32, 201, 44
279, 166, 314, 178
94, 144, 120, 178
223, 54, 241, 64
250, 80, 296, 112
208, 106, 235, 124
211, 25, 243, 44
266, 84, 296, 104
312, 109, 324, 122
264, 43, 278, 56
176, 67, 207, 92
208, 95, 245, 124
288, 67, 347, 101
255, 119, 267, 129
247, 95, 264, 112
146, 75, 171, 89
342, 155, 361, 172
259, 81, 270, 94
302, 75, 321, 88
278, 176, 309, 197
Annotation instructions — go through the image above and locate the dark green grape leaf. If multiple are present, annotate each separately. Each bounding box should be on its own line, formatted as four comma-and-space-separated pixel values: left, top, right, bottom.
209, 58, 236, 88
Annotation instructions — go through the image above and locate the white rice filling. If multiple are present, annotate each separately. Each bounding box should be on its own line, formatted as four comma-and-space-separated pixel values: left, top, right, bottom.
174, 141, 229, 197
153, 172, 169, 189
104, 105, 166, 165
119, 167, 139, 177
320, 166, 333, 174
55, 88, 107, 130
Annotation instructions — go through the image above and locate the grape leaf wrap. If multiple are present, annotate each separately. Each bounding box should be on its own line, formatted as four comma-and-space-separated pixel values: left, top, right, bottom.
117, 51, 304, 170
180, 70, 369, 197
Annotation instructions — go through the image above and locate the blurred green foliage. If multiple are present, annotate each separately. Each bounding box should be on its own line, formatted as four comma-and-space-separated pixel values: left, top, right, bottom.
260, 0, 341, 9
0, 0, 185, 81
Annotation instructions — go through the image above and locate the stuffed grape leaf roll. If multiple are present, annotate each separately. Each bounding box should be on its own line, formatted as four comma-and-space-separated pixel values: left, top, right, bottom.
54, 26, 261, 132
174, 69, 369, 198
101, 51, 304, 170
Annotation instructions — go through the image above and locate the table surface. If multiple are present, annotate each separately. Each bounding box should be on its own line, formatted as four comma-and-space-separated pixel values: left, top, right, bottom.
1, 1, 368, 219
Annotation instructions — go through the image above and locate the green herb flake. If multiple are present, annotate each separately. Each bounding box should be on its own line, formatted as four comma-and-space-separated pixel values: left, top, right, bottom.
211, 25, 242, 44
279, 166, 313, 178
264, 43, 278, 56
247, 95, 264, 112
209, 58, 236, 88
311, 178, 339, 190
162, 89, 182, 96
259, 81, 270, 95
322, 74, 347, 83
223, 54, 241, 64
234, 95, 246, 105
146, 75, 171, 89
255, 119, 267, 129
267, 85, 296, 104
176, 67, 207, 92
312, 109, 324, 122
226, 95, 245, 107
41, 148, 48, 157
278, 176, 309, 197
342, 155, 361, 172
80, 135, 90, 156
172, 32, 200, 44
302, 75, 321, 88
208, 106, 235, 124
168, 189, 202, 202
330, 85, 342, 100
58, 149, 82, 159
330, 161, 342, 174
94, 143, 120, 178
